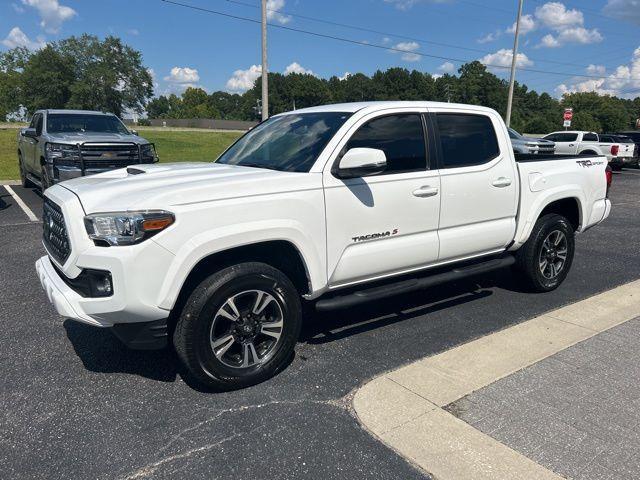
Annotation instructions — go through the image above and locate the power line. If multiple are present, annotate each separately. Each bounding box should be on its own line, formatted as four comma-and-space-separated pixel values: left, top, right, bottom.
159, 0, 640, 82
215, 0, 623, 71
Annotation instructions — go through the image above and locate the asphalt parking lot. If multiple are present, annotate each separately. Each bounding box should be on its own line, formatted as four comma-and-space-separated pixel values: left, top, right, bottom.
1, 169, 640, 480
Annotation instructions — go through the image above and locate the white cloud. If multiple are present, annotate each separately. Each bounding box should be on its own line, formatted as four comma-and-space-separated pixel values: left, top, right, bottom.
507, 14, 537, 35
603, 0, 640, 25
392, 41, 421, 62
586, 64, 606, 76
284, 62, 315, 76
21, 0, 76, 33
384, 0, 421, 10
226, 64, 262, 92
438, 62, 456, 74
12, 3, 25, 13
533, 2, 602, 48
1, 27, 46, 50
480, 49, 533, 70
164, 67, 200, 90
338, 72, 351, 81
534, 2, 583, 30
555, 46, 640, 99
127, 28, 139, 36
477, 30, 501, 44
266, 0, 291, 25
539, 33, 560, 48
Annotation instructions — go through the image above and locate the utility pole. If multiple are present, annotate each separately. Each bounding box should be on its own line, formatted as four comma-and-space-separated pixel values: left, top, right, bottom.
505, 0, 524, 127
261, 0, 268, 121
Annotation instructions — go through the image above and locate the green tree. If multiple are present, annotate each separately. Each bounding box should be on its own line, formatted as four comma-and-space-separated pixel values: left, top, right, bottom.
0, 47, 31, 119
20, 46, 74, 114
56, 34, 153, 116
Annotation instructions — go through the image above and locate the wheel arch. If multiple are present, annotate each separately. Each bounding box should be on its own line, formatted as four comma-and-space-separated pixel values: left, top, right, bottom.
165, 240, 313, 323
538, 197, 581, 231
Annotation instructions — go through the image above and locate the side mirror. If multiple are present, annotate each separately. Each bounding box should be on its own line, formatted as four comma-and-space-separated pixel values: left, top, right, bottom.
335, 148, 387, 179
23, 128, 38, 138
130, 129, 138, 136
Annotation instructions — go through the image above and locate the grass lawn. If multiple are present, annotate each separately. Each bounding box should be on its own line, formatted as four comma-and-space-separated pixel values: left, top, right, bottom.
0, 128, 242, 181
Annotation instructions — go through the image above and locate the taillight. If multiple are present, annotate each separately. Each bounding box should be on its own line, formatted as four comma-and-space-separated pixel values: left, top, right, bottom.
605, 165, 612, 198
611, 144, 619, 156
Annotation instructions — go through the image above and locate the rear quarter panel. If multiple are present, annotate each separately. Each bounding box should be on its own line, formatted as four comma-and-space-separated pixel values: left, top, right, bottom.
511, 156, 608, 249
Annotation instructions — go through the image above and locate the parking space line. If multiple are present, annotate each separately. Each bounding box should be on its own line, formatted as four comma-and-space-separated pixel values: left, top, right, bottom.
4, 185, 38, 222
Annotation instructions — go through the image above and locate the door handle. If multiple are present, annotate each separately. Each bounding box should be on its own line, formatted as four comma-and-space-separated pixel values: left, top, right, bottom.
412, 186, 439, 198
492, 177, 512, 188
569, 144, 575, 147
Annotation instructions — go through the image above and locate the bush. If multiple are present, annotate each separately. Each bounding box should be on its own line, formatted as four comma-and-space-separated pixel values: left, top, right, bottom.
137, 118, 151, 126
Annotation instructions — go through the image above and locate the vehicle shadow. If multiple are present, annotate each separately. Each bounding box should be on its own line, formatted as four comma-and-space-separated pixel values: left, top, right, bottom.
63, 320, 178, 383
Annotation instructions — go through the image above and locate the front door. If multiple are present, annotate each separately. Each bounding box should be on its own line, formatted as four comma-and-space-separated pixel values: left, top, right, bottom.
323, 110, 440, 288
552, 132, 580, 154
431, 109, 518, 261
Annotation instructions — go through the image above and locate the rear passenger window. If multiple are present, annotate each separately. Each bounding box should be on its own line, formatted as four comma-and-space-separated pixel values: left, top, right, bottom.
345, 114, 426, 174
583, 133, 598, 142
436, 114, 499, 168
554, 133, 578, 142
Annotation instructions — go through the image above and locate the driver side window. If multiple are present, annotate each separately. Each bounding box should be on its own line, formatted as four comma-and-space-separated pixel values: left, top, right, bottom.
344, 114, 427, 175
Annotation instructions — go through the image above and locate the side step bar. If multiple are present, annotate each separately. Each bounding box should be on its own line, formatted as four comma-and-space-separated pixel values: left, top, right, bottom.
315, 255, 516, 311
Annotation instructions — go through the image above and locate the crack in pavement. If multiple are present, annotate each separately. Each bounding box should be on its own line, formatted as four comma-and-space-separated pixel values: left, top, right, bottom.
120, 396, 352, 480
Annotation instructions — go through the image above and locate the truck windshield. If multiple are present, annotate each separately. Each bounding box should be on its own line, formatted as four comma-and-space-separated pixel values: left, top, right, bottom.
47, 114, 130, 134
216, 112, 352, 172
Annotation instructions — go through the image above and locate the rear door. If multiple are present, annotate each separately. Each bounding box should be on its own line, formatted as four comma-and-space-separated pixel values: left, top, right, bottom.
323, 109, 441, 287
431, 108, 518, 261
552, 132, 580, 154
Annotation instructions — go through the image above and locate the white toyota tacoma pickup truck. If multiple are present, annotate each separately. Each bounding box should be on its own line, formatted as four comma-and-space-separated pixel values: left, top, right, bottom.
36, 102, 612, 390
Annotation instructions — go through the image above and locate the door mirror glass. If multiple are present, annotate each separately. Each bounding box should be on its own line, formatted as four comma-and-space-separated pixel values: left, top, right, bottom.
23, 128, 37, 138
336, 148, 387, 179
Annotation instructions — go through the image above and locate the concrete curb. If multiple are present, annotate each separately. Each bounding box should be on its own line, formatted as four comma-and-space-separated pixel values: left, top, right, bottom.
353, 280, 640, 480
0, 180, 20, 185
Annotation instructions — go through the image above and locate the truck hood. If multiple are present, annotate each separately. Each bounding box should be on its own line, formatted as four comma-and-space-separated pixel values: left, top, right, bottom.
60, 162, 316, 213
46, 132, 148, 144
521, 136, 554, 144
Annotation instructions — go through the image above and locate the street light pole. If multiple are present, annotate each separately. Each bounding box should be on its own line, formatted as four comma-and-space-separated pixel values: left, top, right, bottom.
505, 0, 524, 127
261, 0, 269, 121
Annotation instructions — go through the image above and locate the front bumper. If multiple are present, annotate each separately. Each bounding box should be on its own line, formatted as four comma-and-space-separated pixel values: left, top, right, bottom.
36, 255, 170, 349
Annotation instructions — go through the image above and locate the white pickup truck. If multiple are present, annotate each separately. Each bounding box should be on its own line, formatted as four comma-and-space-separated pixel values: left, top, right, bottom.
36, 101, 611, 390
542, 130, 632, 167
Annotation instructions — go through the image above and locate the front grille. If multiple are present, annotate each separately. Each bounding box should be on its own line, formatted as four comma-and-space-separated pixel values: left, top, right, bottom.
43, 198, 71, 264
53, 144, 155, 171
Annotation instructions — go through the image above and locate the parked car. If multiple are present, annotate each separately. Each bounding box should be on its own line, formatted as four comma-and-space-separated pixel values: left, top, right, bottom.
508, 127, 555, 155
36, 101, 611, 390
17, 109, 158, 190
599, 134, 637, 169
542, 131, 623, 164
612, 131, 640, 168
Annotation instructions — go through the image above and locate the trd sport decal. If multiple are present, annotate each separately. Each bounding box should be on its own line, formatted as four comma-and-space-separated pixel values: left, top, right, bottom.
352, 229, 398, 242
576, 159, 604, 167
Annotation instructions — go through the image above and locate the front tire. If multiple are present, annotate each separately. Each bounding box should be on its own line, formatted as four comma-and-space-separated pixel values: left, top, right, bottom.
173, 262, 302, 390
515, 213, 575, 292
40, 164, 51, 190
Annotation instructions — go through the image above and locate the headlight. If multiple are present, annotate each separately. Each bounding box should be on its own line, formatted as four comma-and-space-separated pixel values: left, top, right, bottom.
46, 143, 78, 161
84, 210, 174, 246
140, 143, 158, 162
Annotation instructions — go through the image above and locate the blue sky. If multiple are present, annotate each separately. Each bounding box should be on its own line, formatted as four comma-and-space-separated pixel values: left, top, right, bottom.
2, 0, 640, 99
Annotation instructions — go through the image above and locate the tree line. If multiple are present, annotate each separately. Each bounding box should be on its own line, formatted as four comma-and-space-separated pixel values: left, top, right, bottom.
1, 34, 639, 133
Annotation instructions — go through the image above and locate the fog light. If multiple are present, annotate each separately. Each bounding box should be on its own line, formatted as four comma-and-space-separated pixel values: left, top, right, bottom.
86, 270, 113, 297
94, 275, 112, 296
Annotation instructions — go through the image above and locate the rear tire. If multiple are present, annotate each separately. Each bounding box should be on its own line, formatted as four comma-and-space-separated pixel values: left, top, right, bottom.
173, 262, 302, 391
515, 213, 575, 292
